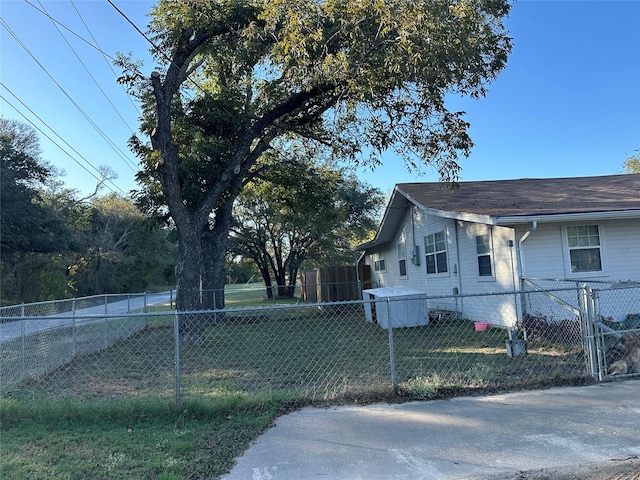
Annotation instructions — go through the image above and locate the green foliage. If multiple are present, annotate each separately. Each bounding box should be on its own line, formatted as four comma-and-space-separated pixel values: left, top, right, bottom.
0, 118, 71, 257
0, 118, 76, 303
0, 118, 177, 305
230, 155, 383, 296
624, 149, 640, 174
66, 193, 177, 297
226, 257, 259, 284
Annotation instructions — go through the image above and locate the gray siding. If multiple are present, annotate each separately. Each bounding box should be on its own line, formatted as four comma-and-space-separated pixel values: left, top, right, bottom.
361, 209, 639, 328
518, 219, 640, 282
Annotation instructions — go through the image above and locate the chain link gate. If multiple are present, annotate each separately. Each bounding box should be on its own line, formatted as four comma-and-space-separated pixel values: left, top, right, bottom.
584, 284, 640, 381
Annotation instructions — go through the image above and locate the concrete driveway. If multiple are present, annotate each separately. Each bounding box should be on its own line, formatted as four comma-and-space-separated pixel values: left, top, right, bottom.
222, 380, 640, 479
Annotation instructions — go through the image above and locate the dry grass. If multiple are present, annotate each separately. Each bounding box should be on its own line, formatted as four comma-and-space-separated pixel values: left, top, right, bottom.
8, 310, 591, 403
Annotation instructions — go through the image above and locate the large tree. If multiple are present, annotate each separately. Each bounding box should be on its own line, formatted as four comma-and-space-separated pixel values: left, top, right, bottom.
229, 160, 382, 299
119, 0, 512, 340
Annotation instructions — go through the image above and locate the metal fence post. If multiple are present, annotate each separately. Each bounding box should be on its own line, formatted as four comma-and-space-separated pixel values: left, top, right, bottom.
386, 298, 397, 389
579, 285, 599, 380
591, 289, 607, 381
72, 299, 77, 358
104, 295, 109, 349
174, 311, 182, 408
20, 305, 26, 379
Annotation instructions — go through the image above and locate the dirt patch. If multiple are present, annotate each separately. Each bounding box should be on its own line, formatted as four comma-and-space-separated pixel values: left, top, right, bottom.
480, 457, 640, 480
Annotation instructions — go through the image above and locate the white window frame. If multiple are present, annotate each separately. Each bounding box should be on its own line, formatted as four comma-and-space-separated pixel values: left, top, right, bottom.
476, 232, 495, 280
398, 242, 407, 277
424, 230, 448, 275
563, 224, 605, 276
373, 251, 386, 272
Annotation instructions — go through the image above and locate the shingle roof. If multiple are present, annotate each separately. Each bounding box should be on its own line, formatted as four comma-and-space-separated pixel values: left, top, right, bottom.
397, 174, 640, 218
357, 174, 640, 250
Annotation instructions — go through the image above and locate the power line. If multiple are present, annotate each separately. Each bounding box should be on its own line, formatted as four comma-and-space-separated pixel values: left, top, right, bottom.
36, 0, 137, 139
69, 0, 142, 118
107, 0, 332, 200
107, 0, 158, 55
0, 86, 127, 196
106, 1, 272, 151
23, 0, 119, 64
0, 16, 139, 173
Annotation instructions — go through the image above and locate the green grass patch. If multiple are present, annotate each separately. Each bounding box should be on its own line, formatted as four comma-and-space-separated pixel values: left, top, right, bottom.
2, 301, 593, 479
1, 393, 296, 480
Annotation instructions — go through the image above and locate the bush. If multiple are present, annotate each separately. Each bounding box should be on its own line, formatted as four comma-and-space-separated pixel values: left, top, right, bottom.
517, 313, 581, 346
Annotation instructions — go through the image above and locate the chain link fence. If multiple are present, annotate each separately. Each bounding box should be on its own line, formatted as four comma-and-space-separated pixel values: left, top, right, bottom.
0, 293, 153, 395
2, 285, 638, 405
0, 293, 149, 318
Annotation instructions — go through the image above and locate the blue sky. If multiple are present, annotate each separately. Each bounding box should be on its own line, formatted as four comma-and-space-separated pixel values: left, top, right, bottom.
1, 0, 639, 198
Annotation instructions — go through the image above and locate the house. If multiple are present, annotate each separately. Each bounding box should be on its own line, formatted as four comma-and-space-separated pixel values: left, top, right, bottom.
357, 174, 640, 327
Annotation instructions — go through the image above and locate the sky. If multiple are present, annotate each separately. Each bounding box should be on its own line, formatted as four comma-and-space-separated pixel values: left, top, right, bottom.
1, 0, 639, 199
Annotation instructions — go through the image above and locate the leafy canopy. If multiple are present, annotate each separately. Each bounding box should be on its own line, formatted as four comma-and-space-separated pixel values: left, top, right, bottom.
125, 0, 512, 193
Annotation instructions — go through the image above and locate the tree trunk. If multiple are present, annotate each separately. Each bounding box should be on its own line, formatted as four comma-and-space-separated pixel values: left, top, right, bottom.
175, 225, 205, 344
275, 273, 287, 298
201, 232, 227, 318
259, 266, 274, 300
201, 198, 234, 314
286, 265, 299, 298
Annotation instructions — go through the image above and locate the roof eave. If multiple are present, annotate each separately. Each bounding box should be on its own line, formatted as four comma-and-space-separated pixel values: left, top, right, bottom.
496, 209, 640, 225
354, 187, 410, 251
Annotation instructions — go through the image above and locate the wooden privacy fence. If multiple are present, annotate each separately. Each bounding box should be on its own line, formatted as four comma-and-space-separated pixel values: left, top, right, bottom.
300, 265, 371, 302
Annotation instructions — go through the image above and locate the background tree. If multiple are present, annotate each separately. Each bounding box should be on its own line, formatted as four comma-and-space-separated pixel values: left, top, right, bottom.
225, 256, 259, 285
624, 150, 640, 174
0, 117, 177, 305
230, 158, 382, 299
118, 0, 512, 342
0, 118, 74, 303
67, 193, 177, 296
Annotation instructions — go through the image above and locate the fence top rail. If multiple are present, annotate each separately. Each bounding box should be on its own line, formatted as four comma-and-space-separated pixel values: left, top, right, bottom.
523, 277, 638, 286
0, 292, 148, 313
0, 311, 169, 322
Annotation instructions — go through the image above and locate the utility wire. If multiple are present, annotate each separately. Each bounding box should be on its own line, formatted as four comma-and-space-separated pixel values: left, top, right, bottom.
37, 0, 138, 144
24, 0, 120, 64
69, 0, 142, 117
0, 17, 138, 173
0, 87, 127, 195
107, 0, 159, 57
107, 2, 343, 201
1, 81, 122, 190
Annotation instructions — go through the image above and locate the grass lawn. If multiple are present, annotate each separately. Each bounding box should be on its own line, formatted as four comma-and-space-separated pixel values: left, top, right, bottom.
1, 393, 294, 480
1, 296, 593, 479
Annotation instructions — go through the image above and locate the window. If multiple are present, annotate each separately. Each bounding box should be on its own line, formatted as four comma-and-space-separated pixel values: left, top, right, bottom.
567, 225, 602, 272
398, 242, 407, 276
424, 231, 447, 274
373, 251, 386, 272
476, 234, 492, 277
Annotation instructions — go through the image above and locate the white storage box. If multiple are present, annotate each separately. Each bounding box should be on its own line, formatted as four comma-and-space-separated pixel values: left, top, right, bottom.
363, 287, 429, 328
